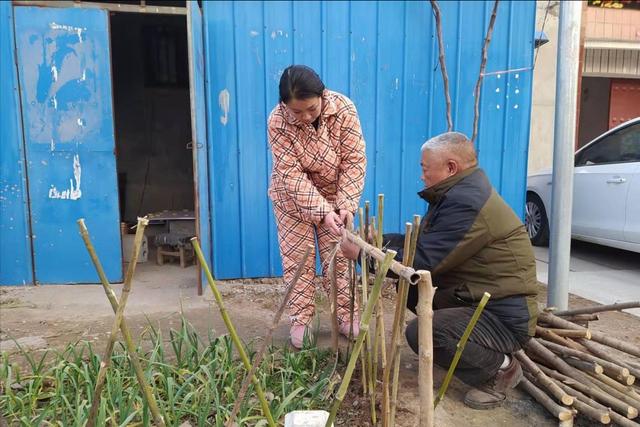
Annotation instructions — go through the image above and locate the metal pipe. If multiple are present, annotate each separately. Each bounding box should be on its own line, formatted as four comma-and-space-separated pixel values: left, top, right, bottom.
343, 230, 420, 285
547, 1, 582, 310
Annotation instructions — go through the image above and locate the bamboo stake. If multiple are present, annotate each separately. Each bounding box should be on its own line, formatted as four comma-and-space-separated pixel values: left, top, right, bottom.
471, 0, 500, 143
325, 250, 397, 427
429, 0, 453, 132
434, 292, 491, 407
587, 370, 640, 400
547, 329, 592, 340
417, 271, 435, 427
515, 350, 574, 405
536, 363, 638, 419
583, 372, 640, 409
86, 217, 150, 427
540, 375, 611, 425
78, 219, 166, 427
552, 375, 639, 427
226, 245, 313, 427
329, 244, 340, 353
564, 357, 603, 375
372, 194, 386, 426
536, 326, 587, 352
559, 314, 600, 322
383, 223, 413, 427
519, 376, 574, 422
578, 339, 640, 381
191, 238, 276, 427
539, 312, 640, 358
390, 214, 421, 427
552, 301, 640, 317
359, 208, 373, 400
539, 339, 630, 381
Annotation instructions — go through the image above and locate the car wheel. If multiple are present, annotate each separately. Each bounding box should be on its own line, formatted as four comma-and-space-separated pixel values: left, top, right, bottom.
525, 193, 549, 246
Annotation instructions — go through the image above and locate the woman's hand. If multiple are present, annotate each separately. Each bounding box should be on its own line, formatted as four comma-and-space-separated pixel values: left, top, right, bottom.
322, 211, 344, 237
340, 229, 360, 260
338, 209, 353, 229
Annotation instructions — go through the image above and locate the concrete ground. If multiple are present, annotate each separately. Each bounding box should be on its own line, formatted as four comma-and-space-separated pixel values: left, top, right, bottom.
534, 239, 640, 317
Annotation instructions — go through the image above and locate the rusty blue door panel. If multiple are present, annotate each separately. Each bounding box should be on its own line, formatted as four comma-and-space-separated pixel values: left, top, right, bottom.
0, 3, 33, 285
187, 2, 212, 289
14, 6, 122, 284
203, 1, 536, 279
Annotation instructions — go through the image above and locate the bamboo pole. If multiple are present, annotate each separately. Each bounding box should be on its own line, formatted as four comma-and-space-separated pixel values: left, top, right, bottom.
226, 245, 313, 427
539, 312, 640, 358
536, 363, 638, 419
434, 292, 491, 407
78, 219, 166, 427
578, 339, 640, 381
539, 339, 630, 380
358, 207, 371, 397
551, 378, 612, 425
519, 376, 574, 422
86, 217, 150, 427
343, 231, 419, 285
583, 372, 640, 409
390, 214, 421, 427
552, 375, 640, 427
536, 326, 587, 352
191, 238, 276, 427
559, 314, 600, 322
515, 350, 574, 405
371, 194, 386, 426
417, 271, 435, 427
587, 370, 640, 400
547, 329, 592, 340
552, 301, 640, 317
325, 250, 397, 427
382, 223, 413, 427
329, 244, 340, 353
564, 357, 603, 375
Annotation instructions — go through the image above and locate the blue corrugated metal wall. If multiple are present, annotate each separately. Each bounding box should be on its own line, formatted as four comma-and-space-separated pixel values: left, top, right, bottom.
0, 2, 33, 285
203, 0, 535, 279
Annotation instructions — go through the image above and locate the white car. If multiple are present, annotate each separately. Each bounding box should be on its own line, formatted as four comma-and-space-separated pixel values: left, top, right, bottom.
526, 117, 640, 253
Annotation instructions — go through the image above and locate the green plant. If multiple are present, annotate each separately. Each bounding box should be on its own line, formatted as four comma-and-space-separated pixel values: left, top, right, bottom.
0, 316, 335, 426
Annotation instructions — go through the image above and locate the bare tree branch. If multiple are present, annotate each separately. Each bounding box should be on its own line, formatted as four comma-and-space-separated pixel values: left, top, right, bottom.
471, 0, 500, 144
430, 0, 453, 132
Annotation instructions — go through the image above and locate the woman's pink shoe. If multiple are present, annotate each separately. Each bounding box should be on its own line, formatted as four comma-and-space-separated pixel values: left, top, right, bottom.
290, 324, 311, 349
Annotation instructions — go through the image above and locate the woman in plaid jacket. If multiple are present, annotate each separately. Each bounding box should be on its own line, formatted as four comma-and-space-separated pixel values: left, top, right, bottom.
268, 65, 367, 348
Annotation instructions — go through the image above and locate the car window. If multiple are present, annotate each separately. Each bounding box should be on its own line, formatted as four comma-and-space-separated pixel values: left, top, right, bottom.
575, 123, 640, 166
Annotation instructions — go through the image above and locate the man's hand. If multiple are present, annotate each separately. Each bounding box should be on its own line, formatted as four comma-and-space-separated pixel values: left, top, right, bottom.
340, 229, 360, 260
322, 211, 343, 237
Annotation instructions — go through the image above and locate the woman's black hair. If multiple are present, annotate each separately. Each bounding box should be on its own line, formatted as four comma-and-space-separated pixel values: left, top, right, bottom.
279, 65, 325, 103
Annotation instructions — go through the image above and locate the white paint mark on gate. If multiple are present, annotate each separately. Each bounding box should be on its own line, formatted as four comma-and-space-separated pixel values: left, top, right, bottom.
219, 89, 230, 126
48, 154, 82, 200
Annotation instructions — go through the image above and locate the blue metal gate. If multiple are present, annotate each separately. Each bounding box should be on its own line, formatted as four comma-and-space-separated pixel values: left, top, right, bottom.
202, 1, 536, 279
0, 2, 33, 286
14, 6, 122, 284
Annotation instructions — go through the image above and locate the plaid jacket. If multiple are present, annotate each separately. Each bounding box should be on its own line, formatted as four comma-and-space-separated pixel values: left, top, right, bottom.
268, 90, 366, 223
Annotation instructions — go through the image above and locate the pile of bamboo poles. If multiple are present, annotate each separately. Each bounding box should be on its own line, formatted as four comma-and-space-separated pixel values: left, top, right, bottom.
517, 302, 640, 426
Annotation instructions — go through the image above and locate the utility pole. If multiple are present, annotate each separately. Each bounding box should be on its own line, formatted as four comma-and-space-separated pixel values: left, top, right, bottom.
547, 1, 582, 310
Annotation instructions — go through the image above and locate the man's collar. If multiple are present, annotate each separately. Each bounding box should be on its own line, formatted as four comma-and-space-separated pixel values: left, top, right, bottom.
418, 167, 479, 204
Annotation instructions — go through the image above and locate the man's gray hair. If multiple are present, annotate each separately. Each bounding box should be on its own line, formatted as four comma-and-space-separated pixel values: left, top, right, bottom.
421, 131, 477, 166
